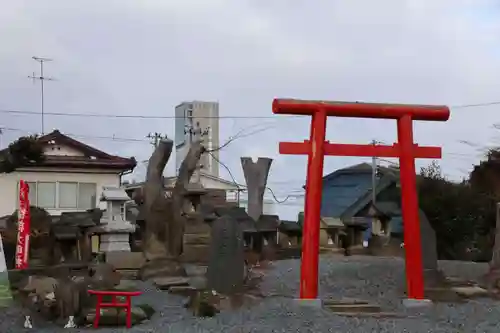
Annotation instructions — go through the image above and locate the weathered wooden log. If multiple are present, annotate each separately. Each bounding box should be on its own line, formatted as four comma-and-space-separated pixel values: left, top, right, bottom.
241, 157, 272, 221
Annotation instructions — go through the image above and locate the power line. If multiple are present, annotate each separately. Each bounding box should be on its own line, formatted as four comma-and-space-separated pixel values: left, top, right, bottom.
1, 99, 499, 120
265, 187, 294, 203
452, 101, 500, 109
207, 150, 297, 204
207, 150, 241, 189
0, 126, 484, 163
0, 108, 286, 119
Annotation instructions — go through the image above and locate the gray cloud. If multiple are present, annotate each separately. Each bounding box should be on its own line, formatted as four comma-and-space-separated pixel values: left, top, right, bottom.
1, 0, 500, 217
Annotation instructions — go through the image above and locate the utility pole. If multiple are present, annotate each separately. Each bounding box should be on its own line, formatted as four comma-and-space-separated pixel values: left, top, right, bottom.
184, 120, 209, 184
371, 139, 378, 205
146, 132, 168, 148
28, 56, 55, 135
0, 128, 3, 149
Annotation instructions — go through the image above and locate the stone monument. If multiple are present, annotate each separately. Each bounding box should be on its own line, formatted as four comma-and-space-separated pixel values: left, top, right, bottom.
96, 187, 135, 252
490, 203, 500, 271
206, 215, 245, 295
0, 234, 12, 308
483, 202, 500, 290
241, 157, 276, 262
419, 209, 446, 288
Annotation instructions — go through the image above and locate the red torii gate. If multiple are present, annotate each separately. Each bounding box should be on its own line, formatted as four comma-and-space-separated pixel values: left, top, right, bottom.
273, 99, 450, 301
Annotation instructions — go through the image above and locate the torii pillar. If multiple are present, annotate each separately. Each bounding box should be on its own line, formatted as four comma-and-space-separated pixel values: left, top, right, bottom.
273, 99, 450, 303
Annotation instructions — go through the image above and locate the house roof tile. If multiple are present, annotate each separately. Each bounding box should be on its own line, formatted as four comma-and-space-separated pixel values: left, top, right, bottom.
100, 187, 131, 201
14, 130, 137, 171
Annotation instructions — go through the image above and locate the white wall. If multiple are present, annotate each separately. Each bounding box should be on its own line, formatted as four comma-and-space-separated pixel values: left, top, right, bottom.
227, 191, 277, 216
175, 144, 189, 175
0, 168, 121, 216
200, 176, 239, 191
226, 190, 305, 221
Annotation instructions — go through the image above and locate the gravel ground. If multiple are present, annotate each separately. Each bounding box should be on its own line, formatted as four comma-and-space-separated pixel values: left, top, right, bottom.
1, 255, 499, 333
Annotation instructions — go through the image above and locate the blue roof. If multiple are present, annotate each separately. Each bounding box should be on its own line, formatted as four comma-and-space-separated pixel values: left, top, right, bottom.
321, 165, 374, 218
320, 163, 398, 219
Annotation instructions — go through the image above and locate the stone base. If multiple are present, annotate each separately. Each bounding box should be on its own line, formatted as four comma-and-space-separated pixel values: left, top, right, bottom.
323, 299, 381, 313
180, 245, 210, 264
139, 258, 187, 281
293, 298, 323, 308
105, 251, 144, 270
402, 298, 433, 308
100, 234, 132, 252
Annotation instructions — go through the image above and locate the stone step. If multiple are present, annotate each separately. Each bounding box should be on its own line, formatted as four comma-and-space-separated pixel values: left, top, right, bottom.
116, 269, 139, 280
324, 298, 370, 305
424, 288, 465, 303
153, 277, 190, 290
451, 286, 489, 298
323, 300, 381, 313
333, 312, 408, 318
184, 233, 211, 245
180, 245, 210, 264
169, 285, 198, 296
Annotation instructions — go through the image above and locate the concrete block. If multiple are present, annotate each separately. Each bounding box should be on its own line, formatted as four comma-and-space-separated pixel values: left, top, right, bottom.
100, 234, 131, 252
293, 298, 323, 308
402, 298, 433, 308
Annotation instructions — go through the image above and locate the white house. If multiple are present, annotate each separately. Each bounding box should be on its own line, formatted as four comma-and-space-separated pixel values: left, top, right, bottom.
124, 171, 242, 199
0, 130, 136, 217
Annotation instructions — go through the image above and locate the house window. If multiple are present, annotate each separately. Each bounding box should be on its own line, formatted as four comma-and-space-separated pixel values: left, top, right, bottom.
59, 182, 97, 209
17, 181, 97, 210
59, 182, 78, 208
78, 183, 97, 210
37, 182, 56, 208
26, 182, 37, 205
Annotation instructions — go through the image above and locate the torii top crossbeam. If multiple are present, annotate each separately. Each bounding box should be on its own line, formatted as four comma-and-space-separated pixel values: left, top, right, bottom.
272, 97, 450, 303
272, 99, 450, 121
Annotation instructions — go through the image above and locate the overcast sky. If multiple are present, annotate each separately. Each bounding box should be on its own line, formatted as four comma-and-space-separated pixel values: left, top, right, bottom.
1, 0, 500, 219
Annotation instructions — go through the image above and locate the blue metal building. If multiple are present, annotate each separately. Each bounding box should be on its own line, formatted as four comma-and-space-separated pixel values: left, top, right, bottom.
320, 163, 403, 236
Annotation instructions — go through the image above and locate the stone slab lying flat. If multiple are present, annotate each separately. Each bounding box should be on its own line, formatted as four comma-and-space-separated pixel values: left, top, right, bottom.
451, 286, 489, 298
332, 312, 410, 318
324, 298, 370, 305
402, 298, 433, 308
445, 276, 477, 287
424, 288, 464, 303
324, 303, 381, 313
169, 285, 197, 296
153, 277, 190, 290
117, 269, 139, 279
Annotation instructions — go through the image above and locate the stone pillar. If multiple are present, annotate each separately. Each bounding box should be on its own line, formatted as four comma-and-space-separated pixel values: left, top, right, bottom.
241, 157, 273, 221
490, 202, 500, 270
97, 221, 136, 253
100, 233, 133, 252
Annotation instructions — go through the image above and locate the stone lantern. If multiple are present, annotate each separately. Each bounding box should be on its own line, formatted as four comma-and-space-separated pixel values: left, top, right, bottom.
97, 186, 135, 252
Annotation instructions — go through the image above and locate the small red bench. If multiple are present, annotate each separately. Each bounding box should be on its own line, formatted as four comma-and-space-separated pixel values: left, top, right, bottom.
88, 290, 142, 328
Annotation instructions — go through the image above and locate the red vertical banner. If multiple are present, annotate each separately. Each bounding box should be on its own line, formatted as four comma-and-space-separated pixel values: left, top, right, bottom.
15, 180, 31, 269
